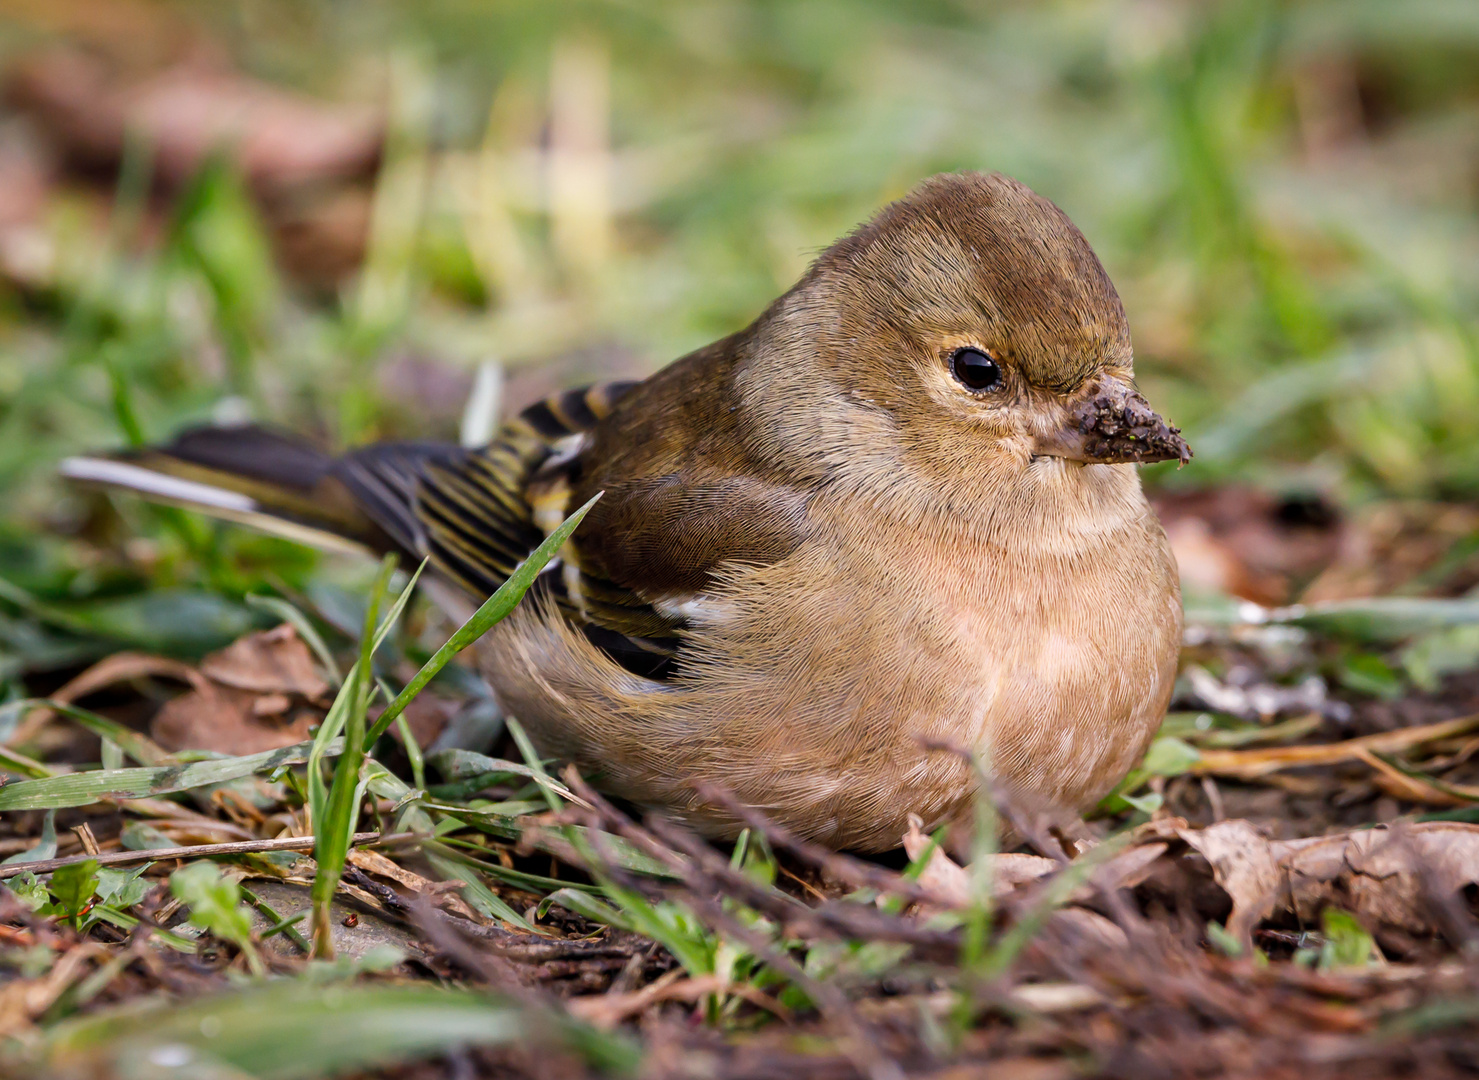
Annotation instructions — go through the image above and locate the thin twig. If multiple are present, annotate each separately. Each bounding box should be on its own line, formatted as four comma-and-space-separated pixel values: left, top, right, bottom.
0, 831, 416, 879
641, 810, 958, 953
691, 780, 945, 905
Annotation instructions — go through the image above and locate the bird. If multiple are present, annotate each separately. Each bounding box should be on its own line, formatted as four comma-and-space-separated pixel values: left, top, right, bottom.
63, 171, 1189, 852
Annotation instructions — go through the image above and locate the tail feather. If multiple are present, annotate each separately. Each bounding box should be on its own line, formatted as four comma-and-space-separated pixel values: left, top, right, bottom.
156, 425, 336, 493
63, 381, 640, 609
61, 424, 423, 559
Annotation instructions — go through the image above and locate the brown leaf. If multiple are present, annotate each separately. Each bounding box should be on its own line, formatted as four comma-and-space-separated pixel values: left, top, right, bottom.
1086, 842, 1169, 895
902, 815, 970, 909
1152, 486, 1342, 605
1270, 822, 1479, 933
151, 683, 318, 756
1164, 516, 1287, 606
200, 623, 330, 700
568, 971, 731, 1030
1044, 907, 1129, 952
7, 650, 204, 748
251, 693, 292, 718
1177, 820, 1282, 943
345, 849, 477, 921
902, 815, 1056, 909
0, 942, 106, 1038
902, 819, 1169, 917
1301, 501, 1479, 602
371, 693, 457, 752
6, 47, 381, 193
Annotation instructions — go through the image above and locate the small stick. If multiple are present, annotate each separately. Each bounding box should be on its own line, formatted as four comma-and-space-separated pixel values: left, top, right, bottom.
0, 832, 416, 879
71, 823, 102, 856
692, 780, 945, 905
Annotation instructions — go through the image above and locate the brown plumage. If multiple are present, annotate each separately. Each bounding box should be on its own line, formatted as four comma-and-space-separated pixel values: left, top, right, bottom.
64, 171, 1189, 851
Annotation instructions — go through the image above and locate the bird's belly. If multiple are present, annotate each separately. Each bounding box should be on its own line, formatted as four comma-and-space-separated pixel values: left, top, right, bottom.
939, 583, 1166, 802
481, 512, 1180, 851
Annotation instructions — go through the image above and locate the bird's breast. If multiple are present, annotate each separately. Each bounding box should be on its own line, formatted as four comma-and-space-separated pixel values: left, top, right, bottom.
712, 487, 1183, 817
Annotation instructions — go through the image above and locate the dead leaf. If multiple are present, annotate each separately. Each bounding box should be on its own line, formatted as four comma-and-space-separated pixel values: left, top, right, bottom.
1045, 908, 1129, 952
152, 683, 318, 756
1177, 820, 1282, 943
1165, 516, 1287, 606
902, 818, 1169, 920
1400, 823, 1479, 897
145, 622, 332, 754
0, 126, 54, 295
201, 623, 330, 700
346, 848, 477, 921
1153, 486, 1341, 605
1270, 822, 1479, 933
252, 693, 292, 718
1005, 982, 1106, 1015
7, 651, 204, 748
0, 943, 105, 1038
902, 815, 1056, 909
371, 692, 457, 752
570, 970, 694, 1028
1301, 501, 1479, 602
270, 185, 372, 291
1080, 843, 1170, 901
6, 47, 381, 193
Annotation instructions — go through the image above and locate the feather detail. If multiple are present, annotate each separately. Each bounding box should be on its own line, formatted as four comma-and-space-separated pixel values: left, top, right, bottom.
411, 382, 688, 672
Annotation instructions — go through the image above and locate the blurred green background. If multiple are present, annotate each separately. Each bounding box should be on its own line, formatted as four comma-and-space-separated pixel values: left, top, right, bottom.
0, 0, 1476, 668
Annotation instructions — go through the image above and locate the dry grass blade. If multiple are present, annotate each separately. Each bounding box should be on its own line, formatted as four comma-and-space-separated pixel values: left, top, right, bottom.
569, 971, 790, 1029
1192, 713, 1479, 779
1354, 748, 1479, 807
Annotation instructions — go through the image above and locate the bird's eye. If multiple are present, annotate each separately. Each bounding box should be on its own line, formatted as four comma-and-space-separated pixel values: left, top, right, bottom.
949, 347, 1002, 392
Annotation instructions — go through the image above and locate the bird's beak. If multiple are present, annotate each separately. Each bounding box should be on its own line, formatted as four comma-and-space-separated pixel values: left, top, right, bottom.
1032, 378, 1192, 467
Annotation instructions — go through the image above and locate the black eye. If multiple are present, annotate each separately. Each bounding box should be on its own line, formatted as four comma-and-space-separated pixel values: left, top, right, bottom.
949, 347, 1002, 392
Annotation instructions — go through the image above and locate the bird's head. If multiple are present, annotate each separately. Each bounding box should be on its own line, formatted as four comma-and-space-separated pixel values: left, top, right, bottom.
739, 172, 1189, 525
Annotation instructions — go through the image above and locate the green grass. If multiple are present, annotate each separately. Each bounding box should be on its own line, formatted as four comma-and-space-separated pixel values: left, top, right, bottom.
0, 1, 1477, 1076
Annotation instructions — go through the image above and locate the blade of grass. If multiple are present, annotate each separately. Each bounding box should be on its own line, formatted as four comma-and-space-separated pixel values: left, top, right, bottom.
239, 883, 310, 955
305, 558, 426, 832
377, 674, 427, 791
0, 831, 396, 880
504, 725, 713, 976
0, 739, 343, 811
40, 981, 640, 1079
433, 837, 607, 894
1, 699, 169, 766
0, 745, 53, 780
423, 848, 536, 931
312, 554, 397, 957
363, 493, 600, 748
506, 717, 562, 814
428, 747, 585, 806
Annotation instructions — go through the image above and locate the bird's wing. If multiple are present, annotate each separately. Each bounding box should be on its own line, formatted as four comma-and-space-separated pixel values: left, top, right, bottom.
338, 382, 811, 679
334, 384, 632, 599
63, 377, 812, 678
